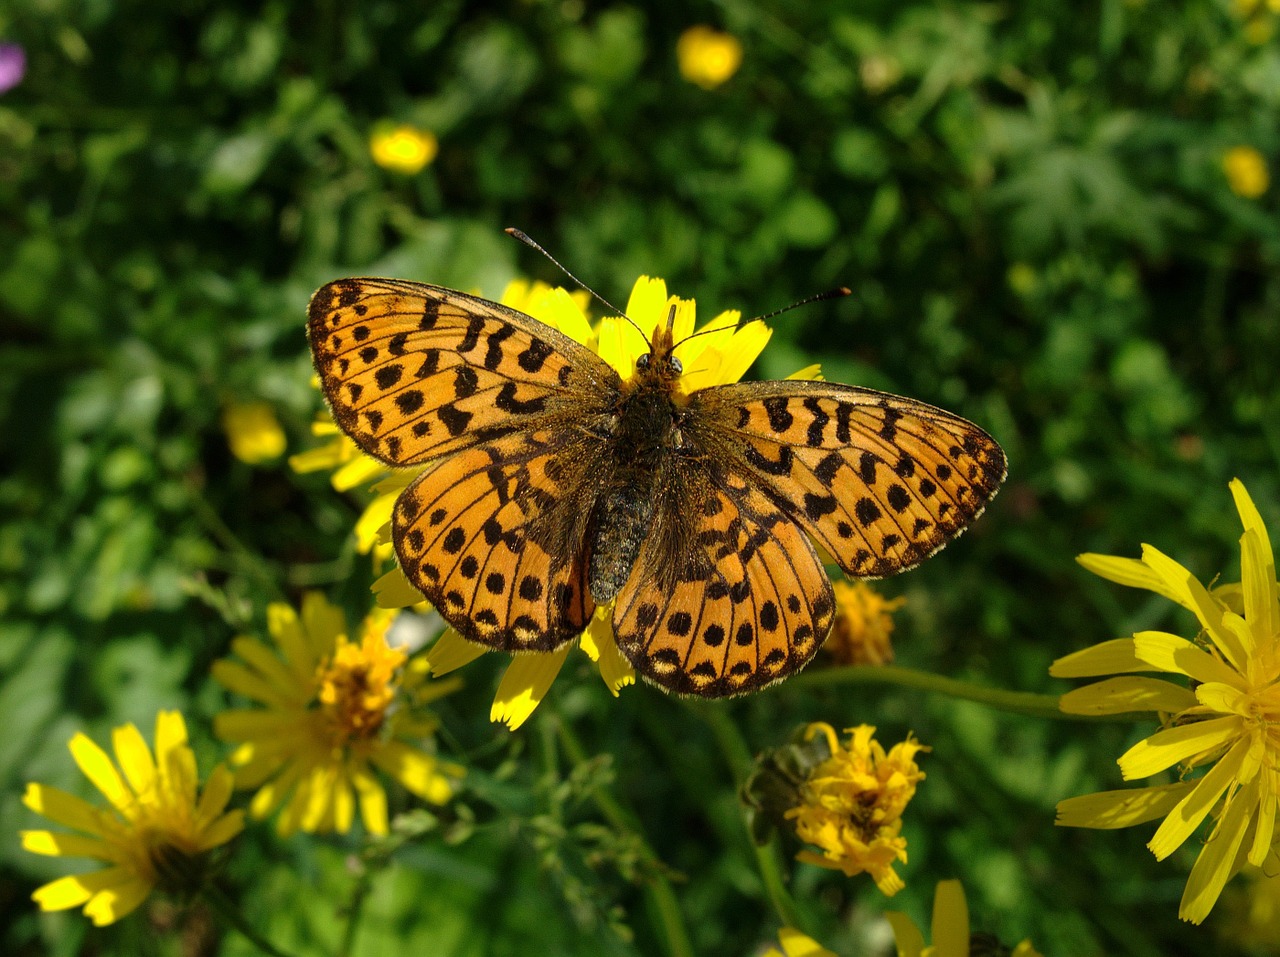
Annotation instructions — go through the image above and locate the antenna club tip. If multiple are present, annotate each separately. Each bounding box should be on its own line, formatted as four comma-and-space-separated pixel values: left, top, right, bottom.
837, 286, 853, 297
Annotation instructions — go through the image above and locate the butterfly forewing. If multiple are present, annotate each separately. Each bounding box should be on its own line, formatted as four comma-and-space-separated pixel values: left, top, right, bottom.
308, 278, 622, 466
394, 429, 600, 652
688, 381, 1007, 579
613, 465, 835, 696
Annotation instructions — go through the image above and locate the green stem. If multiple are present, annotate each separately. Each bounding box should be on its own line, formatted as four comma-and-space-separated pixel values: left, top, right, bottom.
788, 664, 1090, 720
694, 704, 804, 930
554, 719, 696, 957
201, 884, 299, 957
336, 864, 372, 957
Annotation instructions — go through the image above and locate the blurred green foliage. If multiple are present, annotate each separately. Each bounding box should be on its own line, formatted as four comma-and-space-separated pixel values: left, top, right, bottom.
3, 0, 1279, 955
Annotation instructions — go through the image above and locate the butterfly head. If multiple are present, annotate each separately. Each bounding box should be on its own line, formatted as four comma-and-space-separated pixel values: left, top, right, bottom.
633, 304, 684, 384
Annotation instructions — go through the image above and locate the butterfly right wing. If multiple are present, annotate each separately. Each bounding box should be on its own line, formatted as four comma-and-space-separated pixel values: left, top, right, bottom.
394, 427, 604, 652
308, 278, 622, 466
611, 461, 835, 697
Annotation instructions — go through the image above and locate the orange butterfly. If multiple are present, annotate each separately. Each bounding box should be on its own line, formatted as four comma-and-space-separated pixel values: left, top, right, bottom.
308, 273, 1005, 698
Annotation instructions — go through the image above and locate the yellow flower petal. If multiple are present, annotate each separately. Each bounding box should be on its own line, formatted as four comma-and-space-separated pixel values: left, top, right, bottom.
1058, 676, 1198, 715
372, 567, 428, 609
1141, 546, 1245, 670
354, 492, 398, 553
1148, 737, 1251, 859
68, 733, 132, 816
351, 767, 388, 836
23, 783, 109, 836
1056, 782, 1197, 828
1049, 638, 1145, 678
332, 453, 387, 492
1248, 781, 1276, 866
84, 873, 151, 926
371, 741, 461, 804
21, 830, 114, 859
931, 879, 969, 957
1131, 631, 1244, 688
1179, 779, 1257, 923
110, 723, 156, 802
884, 911, 926, 957
195, 764, 236, 826
197, 809, 245, 851
1238, 526, 1278, 652
1077, 552, 1192, 609
775, 926, 839, 957
578, 607, 635, 695
491, 645, 573, 730
423, 629, 488, 676
785, 363, 824, 381
32, 868, 126, 912
1196, 681, 1250, 715
1119, 715, 1242, 780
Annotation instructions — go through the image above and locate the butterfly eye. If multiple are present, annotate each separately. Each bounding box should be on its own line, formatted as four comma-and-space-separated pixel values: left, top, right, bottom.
669, 356, 683, 375
636, 354, 651, 370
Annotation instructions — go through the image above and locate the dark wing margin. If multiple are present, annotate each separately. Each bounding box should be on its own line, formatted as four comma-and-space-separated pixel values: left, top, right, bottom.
308, 278, 622, 466
687, 380, 1006, 578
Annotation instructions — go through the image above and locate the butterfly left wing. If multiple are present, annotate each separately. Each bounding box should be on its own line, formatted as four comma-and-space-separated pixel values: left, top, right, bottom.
685, 380, 1006, 578
612, 464, 836, 697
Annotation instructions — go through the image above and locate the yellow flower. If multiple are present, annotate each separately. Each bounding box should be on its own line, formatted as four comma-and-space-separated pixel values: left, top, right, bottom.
676, 26, 743, 90
1054, 478, 1280, 924
21, 711, 243, 926
784, 722, 928, 895
886, 880, 1044, 957
222, 400, 286, 464
212, 593, 463, 836
761, 926, 839, 957
369, 274, 787, 730
1222, 146, 1270, 199
824, 580, 904, 666
369, 123, 438, 175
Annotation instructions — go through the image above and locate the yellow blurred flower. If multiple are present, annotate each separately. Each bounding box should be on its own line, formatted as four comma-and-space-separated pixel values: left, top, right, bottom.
21, 711, 243, 926
1054, 478, 1280, 924
212, 593, 462, 836
369, 123, 439, 175
222, 400, 286, 464
1219, 866, 1280, 951
676, 26, 743, 89
886, 880, 1043, 957
824, 580, 904, 666
1222, 146, 1269, 199
784, 722, 927, 895
761, 926, 838, 957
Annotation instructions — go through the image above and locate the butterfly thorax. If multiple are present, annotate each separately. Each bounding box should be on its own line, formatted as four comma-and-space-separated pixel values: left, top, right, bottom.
586, 343, 686, 604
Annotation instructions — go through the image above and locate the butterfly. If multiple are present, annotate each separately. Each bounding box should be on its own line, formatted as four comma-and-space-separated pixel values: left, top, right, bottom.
307, 275, 1006, 698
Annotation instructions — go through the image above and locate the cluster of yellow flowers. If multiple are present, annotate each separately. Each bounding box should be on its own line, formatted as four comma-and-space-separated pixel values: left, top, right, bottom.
23, 595, 461, 925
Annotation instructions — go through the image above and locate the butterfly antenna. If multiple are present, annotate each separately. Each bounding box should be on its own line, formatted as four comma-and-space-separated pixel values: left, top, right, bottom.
674, 286, 853, 348
504, 228, 649, 344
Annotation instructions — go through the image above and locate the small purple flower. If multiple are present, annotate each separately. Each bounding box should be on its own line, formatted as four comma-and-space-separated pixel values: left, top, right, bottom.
0, 44, 26, 94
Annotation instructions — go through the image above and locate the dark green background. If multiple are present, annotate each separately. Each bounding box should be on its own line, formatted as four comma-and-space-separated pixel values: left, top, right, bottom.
3, 1, 1279, 955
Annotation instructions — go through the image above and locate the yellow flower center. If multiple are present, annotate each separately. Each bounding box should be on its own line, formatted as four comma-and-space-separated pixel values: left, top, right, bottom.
315, 617, 406, 745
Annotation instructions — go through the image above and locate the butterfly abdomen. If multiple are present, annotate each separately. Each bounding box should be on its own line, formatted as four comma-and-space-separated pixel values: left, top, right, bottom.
587, 378, 677, 603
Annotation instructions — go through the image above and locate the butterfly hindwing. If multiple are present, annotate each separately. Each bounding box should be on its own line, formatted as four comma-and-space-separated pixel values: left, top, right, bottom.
393, 428, 600, 652
688, 380, 1006, 579
612, 464, 835, 697
308, 278, 622, 466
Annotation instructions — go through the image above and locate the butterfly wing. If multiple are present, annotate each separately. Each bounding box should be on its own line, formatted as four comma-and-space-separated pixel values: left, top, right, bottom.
394, 427, 604, 652
612, 461, 835, 697
686, 381, 1006, 578
308, 278, 622, 466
